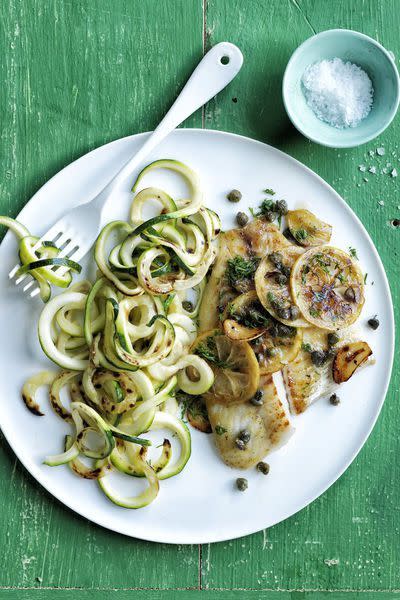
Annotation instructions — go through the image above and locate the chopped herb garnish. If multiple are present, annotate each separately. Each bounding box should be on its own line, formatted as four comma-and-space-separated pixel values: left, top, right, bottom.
249, 207, 258, 218
293, 228, 308, 242
364, 272, 368, 284
313, 253, 330, 273
349, 246, 359, 260
267, 291, 282, 310
301, 342, 313, 353
259, 198, 276, 215
176, 391, 208, 422
263, 188, 275, 195
301, 265, 310, 284
309, 307, 321, 318
215, 425, 227, 435
195, 335, 231, 369
226, 256, 260, 287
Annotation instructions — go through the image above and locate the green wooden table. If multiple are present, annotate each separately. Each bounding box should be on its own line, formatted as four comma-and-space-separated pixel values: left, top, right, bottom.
1, 1, 399, 598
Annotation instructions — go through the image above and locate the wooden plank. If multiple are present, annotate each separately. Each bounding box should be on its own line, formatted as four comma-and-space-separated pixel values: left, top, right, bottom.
203, 0, 400, 592
0, 0, 202, 590
0, 589, 400, 599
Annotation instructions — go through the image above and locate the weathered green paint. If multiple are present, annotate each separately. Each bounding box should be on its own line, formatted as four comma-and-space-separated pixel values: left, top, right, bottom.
0, 592, 400, 600
0, 0, 399, 597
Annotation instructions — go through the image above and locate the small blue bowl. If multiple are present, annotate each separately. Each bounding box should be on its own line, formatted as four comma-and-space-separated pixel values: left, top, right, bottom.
282, 29, 400, 148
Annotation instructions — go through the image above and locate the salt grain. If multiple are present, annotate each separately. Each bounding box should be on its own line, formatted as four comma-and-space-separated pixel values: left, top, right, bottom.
376, 147, 385, 156
368, 166, 377, 174
302, 58, 373, 129
391, 168, 398, 177
359, 165, 366, 172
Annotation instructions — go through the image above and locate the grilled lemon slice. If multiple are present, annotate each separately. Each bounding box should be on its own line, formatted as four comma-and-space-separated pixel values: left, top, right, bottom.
192, 329, 259, 405
290, 246, 365, 330
287, 209, 332, 247
251, 326, 302, 375
255, 246, 309, 327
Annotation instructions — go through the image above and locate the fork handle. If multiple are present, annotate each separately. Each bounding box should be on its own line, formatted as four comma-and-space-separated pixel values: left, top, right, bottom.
94, 42, 243, 206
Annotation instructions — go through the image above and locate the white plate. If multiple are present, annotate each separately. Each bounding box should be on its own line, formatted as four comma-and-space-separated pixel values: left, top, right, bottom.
0, 129, 394, 544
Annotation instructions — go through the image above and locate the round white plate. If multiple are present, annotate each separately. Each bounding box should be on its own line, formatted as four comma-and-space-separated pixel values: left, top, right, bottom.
0, 129, 394, 544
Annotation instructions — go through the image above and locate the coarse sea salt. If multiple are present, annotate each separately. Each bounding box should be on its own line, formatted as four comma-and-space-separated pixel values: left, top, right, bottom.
302, 58, 373, 129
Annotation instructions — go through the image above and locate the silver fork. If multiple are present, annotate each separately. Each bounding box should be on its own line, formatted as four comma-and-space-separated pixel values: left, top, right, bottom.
9, 42, 243, 297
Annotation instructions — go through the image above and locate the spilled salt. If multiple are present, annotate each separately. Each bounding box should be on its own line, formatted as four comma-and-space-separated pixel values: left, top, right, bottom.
302, 58, 373, 129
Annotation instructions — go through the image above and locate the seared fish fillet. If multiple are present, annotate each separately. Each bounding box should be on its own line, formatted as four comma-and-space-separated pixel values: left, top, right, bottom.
206, 375, 294, 468
283, 326, 373, 414
199, 219, 290, 332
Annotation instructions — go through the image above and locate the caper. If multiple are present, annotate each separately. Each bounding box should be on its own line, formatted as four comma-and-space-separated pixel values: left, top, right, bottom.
236, 211, 249, 227
277, 307, 291, 320
238, 429, 251, 444
368, 316, 379, 330
227, 189, 242, 203
264, 210, 276, 222
327, 332, 339, 347
270, 322, 292, 338
275, 199, 288, 215
311, 350, 327, 367
344, 286, 356, 302
250, 389, 264, 406
281, 265, 291, 278
182, 300, 193, 312
236, 477, 248, 491
275, 273, 288, 285
235, 438, 246, 450
289, 305, 300, 320
256, 461, 270, 475
269, 252, 283, 268
329, 393, 340, 406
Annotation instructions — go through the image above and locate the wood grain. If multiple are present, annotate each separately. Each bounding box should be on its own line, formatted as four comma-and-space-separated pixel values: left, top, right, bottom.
0, 0, 399, 596
0, 591, 400, 600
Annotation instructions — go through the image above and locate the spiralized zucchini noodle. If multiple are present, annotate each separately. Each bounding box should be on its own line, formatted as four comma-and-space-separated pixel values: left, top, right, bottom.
5, 159, 219, 509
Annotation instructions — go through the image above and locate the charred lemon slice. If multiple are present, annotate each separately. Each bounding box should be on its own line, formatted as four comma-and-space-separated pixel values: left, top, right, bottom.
287, 209, 332, 247
291, 246, 365, 330
192, 329, 259, 405
251, 323, 302, 374
255, 246, 309, 327
223, 291, 268, 341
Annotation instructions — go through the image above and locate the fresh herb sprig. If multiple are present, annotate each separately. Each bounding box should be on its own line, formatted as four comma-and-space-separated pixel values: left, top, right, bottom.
226, 256, 260, 287
195, 335, 231, 369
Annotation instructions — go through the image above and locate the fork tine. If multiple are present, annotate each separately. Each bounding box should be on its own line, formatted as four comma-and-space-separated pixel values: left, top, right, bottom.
9, 264, 20, 279
30, 287, 41, 298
